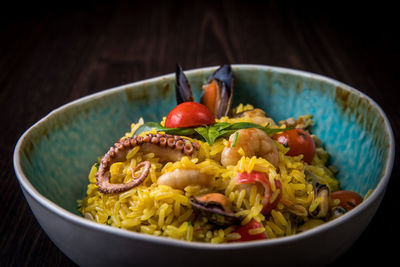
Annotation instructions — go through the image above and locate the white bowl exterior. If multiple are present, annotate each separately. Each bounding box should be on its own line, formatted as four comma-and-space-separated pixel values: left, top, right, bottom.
22, 183, 385, 266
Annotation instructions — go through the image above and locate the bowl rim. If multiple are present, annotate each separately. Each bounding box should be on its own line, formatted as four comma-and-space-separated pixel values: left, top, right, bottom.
13, 64, 395, 250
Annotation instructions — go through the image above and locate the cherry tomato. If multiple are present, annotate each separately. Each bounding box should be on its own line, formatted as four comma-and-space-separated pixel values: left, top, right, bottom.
330, 190, 363, 211
273, 128, 315, 163
236, 171, 282, 215
165, 102, 215, 128
228, 219, 267, 242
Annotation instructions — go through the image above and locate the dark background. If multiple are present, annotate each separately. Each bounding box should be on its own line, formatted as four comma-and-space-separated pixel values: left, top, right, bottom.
1, 0, 399, 266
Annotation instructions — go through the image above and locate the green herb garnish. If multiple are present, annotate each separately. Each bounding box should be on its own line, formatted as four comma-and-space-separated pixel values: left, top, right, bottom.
135, 122, 196, 136
193, 122, 290, 145
232, 131, 239, 147
135, 121, 291, 145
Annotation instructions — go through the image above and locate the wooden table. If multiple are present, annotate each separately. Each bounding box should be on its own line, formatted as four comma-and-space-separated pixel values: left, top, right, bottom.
1, 1, 399, 266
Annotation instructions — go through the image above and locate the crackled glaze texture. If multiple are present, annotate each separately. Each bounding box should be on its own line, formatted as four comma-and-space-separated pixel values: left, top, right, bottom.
232, 69, 389, 196
18, 66, 390, 216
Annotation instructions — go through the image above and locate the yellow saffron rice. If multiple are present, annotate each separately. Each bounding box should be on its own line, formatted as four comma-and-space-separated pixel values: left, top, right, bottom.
79, 104, 340, 243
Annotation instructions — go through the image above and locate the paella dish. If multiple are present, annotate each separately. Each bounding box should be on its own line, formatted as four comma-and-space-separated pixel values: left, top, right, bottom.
78, 65, 364, 243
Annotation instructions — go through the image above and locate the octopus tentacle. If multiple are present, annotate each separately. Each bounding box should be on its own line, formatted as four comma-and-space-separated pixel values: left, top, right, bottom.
97, 161, 151, 194
96, 133, 200, 194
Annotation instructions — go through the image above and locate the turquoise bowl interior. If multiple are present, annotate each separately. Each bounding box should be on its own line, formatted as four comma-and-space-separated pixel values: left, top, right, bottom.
13, 64, 395, 265
16, 65, 393, 216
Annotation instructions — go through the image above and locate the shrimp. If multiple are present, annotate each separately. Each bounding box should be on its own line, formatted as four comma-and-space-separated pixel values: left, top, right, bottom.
221, 128, 279, 167
157, 169, 212, 189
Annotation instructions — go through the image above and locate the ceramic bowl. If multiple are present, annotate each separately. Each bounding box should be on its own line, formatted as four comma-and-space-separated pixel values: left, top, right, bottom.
13, 65, 394, 266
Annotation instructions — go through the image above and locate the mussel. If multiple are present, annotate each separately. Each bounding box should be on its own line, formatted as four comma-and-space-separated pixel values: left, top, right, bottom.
175, 64, 194, 104
305, 170, 330, 218
327, 206, 347, 221
201, 64, 234, 118
175, 64, 234, 118
189, 193, 241, 226
310, 183, 330, 218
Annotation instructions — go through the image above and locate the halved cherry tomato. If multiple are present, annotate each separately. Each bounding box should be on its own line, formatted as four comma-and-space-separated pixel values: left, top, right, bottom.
165, 102, 215, 128
273, 128, 315, 163
236, 171, 282, 215
330, 190, 363, 211
228, 219, 267, 242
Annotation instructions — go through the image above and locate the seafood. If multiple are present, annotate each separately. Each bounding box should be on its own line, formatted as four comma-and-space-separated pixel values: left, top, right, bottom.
278, 114, 314, 129
96, 134, 200, 193
221, 128, 279, 167
175, 64, 234, 118
96, 161, 151, 194
201, 64, 233, 118
79, 64, 364, 243
233, 108, 276, 126
158, 169, 212, 190
328, 206, 347, 221
189, 193, 240, 226
310, 183, 330, 218
305, 170, 330, 218
175, 64, 194, 104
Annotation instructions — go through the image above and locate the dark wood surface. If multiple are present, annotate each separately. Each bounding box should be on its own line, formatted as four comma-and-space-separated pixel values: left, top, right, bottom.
1, 1, 399, 266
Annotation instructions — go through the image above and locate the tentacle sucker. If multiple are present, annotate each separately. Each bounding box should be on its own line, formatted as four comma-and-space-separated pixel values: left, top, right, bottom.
96, 161, 151, 194
96, 133, 200, 194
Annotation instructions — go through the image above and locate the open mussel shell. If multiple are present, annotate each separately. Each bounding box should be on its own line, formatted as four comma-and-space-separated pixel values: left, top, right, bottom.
310, 183, 330, 218
327, 206, 347, 221
175, 64, 194, 104
174, 64, 234, 119
189, 193, 241, 226
207, 64, 233, 94
201, 64, 234, 118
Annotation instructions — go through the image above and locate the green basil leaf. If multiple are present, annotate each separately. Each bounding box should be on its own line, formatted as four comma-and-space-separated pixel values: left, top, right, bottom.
134, 122, 163, 134
217, 129, 236, 139
194, 123, 237, 145
216, 122, 291, 136
207, 125, 224, 144
225, 122, 262, 130
194, 126, 212, 144
212, 122, 232, 131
